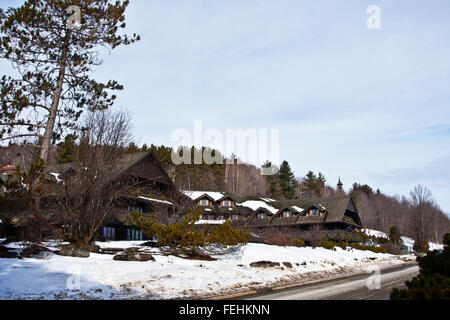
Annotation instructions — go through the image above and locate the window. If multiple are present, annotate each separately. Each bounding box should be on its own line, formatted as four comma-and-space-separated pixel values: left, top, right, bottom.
103, 226, 115, 240
221, 200, 232, 207
208, 215, 214, 220
218, 215, 224, 220
232, 214, 239, 220
199, 199, 209, 206
257, 212, 267, 220
282, 211, 292, 218
127, 206, 143, 213
127, 228, 143, 241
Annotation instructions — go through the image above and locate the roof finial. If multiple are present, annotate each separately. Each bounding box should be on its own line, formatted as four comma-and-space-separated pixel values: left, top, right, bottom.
337, 177, 343, 190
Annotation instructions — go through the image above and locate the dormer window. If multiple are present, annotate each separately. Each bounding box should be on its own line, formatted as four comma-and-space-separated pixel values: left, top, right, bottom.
199, 199, 209, 206
282, 210, 292, 218
306, 208, 323, 217
257, 212, 267, 220
221, 200, 232, 207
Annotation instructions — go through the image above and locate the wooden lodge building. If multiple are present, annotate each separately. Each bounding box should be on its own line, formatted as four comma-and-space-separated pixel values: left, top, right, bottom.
1, 150, 363, 241
183, 191, 364, 232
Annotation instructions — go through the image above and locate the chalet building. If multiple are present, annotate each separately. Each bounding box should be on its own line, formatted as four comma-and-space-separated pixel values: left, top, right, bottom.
183, 191, 363, 233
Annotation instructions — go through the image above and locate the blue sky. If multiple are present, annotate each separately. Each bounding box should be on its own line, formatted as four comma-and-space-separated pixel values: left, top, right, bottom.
1, 0, 450, 214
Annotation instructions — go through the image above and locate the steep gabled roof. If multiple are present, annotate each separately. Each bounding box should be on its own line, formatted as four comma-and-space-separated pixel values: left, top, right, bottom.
217, 194, 238, 203
254, 207, 277, 216
193, 193, 216, 203
45, 151, 175, 189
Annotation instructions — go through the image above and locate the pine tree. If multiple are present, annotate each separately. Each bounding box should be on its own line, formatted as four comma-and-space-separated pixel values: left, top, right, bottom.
278, 160, 297, 199
301, 171, 318, 197
262, 161, 280, 198
56, 134, 77, 163
0, 0, 140, 167
389, 226, 402, 248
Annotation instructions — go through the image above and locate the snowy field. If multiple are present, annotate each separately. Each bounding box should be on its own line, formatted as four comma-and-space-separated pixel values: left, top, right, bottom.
0, 240, 418, 300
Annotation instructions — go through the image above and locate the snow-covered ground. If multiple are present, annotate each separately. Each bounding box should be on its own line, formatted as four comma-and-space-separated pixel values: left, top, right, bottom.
0, 240, 416, 300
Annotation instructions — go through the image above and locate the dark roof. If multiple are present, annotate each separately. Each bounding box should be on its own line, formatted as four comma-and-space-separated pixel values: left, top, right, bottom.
194, 193, 216, 202
266, 196, 362, 226
217, 194, 238, 203
275, 205, 303, 216
45, 151, 174, 188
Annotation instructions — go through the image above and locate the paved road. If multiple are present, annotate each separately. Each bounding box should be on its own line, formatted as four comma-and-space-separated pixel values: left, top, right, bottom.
243, 264, 419, 300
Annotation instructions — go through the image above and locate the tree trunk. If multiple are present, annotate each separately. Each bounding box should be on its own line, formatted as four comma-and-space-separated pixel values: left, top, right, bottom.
39, 31, 71, 166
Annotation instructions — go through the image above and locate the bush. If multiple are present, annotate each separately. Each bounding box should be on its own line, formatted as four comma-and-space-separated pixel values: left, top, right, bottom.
320, 238, 337, 251
127, 207, 250, 257
350, 243, 387, 254
290, 238, 306, 247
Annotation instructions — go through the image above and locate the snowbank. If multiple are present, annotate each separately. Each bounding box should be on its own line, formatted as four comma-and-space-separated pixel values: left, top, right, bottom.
0, 242, 414, 300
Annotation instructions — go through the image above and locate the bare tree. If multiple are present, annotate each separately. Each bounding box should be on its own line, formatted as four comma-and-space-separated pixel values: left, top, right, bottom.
409, 185, 434, 247
54, 108, 134, 246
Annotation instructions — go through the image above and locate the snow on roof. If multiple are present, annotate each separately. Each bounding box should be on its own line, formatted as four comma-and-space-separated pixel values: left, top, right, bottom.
195, 219, 226, 225
260, 197, 275, 202
238, 200, 278, 214
182, 190, 225, 201
292, 206, 304, 212
138, 196, 172, 205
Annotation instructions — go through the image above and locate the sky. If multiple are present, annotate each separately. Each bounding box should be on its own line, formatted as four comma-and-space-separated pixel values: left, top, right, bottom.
1, 0, 449, 214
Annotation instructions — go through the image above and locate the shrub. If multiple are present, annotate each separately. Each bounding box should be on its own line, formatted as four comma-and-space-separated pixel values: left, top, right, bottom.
127, 207, 250, 257
320, 238, 337, 251
350, 243, 387, 254
290, 238, 306, 247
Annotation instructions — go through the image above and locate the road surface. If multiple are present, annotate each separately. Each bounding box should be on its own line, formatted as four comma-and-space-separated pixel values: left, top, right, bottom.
243, 264, 419, 300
